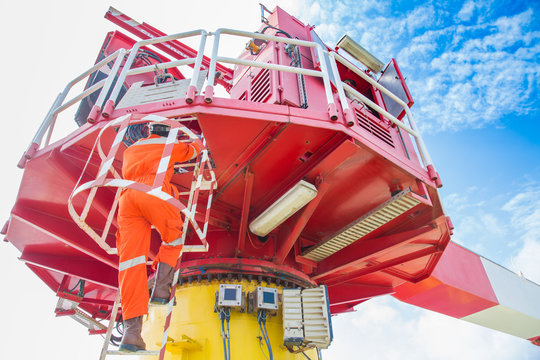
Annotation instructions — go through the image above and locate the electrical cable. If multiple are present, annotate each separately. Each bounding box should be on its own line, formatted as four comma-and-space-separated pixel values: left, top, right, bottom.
261, 25, 293, 39
247, 231, 265, 250
135, 49, 176, 84
110, 314, 123, 346
219, 308, 231, 360
116, 314, 124, 335
257, 311, 270, 360
262, 314, 273, 360
110, 333, 122, 347
139, 49, 180, 82
225, 308, 231, 360
220, 308, 227, 360
68, 279, 81, 293
257, 310, 273, 360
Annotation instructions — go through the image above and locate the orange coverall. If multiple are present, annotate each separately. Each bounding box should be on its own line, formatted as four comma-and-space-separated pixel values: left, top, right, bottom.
117, 134, 201, 320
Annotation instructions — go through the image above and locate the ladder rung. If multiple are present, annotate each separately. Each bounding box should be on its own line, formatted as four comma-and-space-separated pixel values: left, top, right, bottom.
200, 180, 217, 191
106, 350, 160, 356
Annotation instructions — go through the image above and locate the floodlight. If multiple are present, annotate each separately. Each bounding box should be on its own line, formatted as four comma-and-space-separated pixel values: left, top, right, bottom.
249, 180, 318, 237
336, 35, 385, 73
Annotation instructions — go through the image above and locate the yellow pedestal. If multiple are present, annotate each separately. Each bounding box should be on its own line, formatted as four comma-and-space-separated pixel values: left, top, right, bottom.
138, 279, 317, 359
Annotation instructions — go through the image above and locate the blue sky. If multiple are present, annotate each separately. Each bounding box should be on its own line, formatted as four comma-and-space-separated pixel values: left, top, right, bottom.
303, 0, 540, 358
0, 0, 538, 359
301, 0, 540, 268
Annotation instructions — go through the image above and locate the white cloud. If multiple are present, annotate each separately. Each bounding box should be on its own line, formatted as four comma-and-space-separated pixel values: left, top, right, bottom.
323, 296, 536, 360
307, 1, 323, 21
502, 185, 540, 283
456, 1, 477, 22
304, 1, 539, 133
412, 9, 539, 132
452, 212, 508, 254
514, 238, 540, 283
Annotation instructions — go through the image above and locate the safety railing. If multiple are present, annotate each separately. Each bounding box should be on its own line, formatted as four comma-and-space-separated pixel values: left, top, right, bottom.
68, 113, 216, 255
19, 26, 437, 183
102, 29, 209, 117
203, 28, 338, 119
327, 52, 435, 174
17, 48, 126, 168
17, 30, 210, 169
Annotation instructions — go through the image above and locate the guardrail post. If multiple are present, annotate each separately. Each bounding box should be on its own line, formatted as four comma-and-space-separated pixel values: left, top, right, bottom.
108, 45, 141, 108
101, 99, 115, 118
87, 105, 101, 123
316, 46, 338, 120
205, 30, 220, 104
328, 54, 356, 126
94, 48, 127, 120
186, 31, 208, 104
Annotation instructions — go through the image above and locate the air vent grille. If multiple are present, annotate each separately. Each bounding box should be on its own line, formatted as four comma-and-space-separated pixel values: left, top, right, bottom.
251, 68, 271, 103
355, 108, 394, 148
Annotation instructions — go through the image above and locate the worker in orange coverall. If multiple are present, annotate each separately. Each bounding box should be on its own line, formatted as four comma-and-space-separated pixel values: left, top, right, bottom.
116, 123, 202, 352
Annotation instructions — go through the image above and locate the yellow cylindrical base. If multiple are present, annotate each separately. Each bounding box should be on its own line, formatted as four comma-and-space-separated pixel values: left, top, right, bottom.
138, 279, 317, 359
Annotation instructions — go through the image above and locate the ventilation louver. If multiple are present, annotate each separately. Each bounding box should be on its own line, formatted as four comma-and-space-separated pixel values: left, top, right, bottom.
355, 108, 394, 148
303, 188, 422, 262
250, 68, 271, 103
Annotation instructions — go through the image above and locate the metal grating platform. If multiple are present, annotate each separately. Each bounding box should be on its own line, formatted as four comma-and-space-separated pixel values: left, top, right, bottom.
303, 188, 422, 262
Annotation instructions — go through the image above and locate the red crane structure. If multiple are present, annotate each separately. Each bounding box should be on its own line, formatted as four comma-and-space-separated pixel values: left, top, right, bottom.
4, 5, 540, 358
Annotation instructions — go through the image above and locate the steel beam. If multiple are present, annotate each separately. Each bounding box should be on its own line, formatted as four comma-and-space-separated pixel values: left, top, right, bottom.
313, 224, 438, 280
20, 252, 118, 289
323, 246, 442, 286
237, 170, 254, 255
216, 122, 286, 196
328, 283, 394, 306
275, 180, 330, 264
253, 133, 347, 217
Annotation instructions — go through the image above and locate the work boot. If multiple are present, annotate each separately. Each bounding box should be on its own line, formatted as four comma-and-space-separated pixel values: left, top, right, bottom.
119, 316, 146, 352
150, 262, 175, 304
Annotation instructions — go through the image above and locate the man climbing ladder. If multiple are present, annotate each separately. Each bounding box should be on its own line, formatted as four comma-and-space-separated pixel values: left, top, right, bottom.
116, 122, 202, 352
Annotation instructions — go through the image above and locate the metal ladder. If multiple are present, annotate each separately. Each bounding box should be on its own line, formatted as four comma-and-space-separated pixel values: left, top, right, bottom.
66, 114, 215, 359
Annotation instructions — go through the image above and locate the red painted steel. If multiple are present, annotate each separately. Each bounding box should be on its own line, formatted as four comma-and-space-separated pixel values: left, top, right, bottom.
393, 241, 499, 318
104, 7, 233, 89
237, 170, 254, 255
5, 6, 453, 329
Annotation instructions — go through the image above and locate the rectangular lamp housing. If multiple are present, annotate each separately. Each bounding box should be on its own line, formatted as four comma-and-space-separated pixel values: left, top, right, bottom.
249, 180, 318, 237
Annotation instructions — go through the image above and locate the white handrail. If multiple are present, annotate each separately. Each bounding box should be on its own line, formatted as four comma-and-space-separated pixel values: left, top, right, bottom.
125, 58, 197, 76
19, 49, 126, 168
205, 28, 336, 116
95, 49, 127, 109
108, 30, 208, 105
21, 26, 434, 176
217, 56, 322, 77
328, 51, 434, 168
